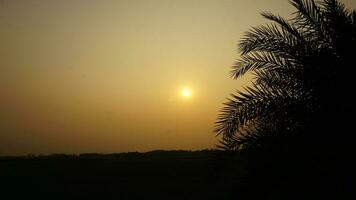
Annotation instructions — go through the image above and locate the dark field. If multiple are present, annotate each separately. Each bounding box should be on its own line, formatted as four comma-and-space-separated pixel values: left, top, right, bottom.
2, 150, 352, 199
0, 150, 250, 199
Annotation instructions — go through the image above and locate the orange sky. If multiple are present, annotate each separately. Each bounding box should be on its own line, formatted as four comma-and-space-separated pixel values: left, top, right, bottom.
1, 0, 355, 155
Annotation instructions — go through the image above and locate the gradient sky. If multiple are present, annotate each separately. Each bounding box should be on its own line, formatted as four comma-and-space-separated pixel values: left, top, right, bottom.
1, 0, 355, 155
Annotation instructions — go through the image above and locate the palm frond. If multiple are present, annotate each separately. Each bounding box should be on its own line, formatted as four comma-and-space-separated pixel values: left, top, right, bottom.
239, 23, 302, 57
253, 69, 303, 96
261, 12, 304, 41
231, 51, 294, 79
215, 82, 298, 138
290, 0, 329, 42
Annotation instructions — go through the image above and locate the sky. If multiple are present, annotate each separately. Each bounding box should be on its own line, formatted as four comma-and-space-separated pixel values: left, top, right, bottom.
1, 0, 355, 155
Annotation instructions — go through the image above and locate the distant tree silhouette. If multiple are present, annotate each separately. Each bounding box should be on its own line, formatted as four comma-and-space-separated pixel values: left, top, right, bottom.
215, 0, 356, 152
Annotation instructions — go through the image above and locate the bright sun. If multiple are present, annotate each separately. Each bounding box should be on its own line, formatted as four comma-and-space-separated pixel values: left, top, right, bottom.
181, 88, 192, 98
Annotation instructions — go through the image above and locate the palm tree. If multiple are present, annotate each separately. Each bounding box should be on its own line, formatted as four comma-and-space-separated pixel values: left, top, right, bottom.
215, 0, 356, 151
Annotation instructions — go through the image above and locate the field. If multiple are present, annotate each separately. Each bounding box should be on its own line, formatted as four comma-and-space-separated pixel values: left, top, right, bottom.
1, 149, 352, 199
0, 150, 250, 199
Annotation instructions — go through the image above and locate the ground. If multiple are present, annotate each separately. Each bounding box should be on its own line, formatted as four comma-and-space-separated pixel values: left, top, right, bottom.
0, 150, 248, 199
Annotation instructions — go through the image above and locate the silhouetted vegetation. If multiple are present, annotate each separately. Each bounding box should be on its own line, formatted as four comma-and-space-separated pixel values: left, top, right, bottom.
215, 0, 355, 198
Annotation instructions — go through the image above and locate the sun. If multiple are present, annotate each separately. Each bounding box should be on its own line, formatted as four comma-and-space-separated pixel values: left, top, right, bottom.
181, 87, 192, 98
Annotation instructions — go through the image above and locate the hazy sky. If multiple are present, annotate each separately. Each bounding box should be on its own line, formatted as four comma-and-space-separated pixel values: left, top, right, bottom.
1, 0, 355, 155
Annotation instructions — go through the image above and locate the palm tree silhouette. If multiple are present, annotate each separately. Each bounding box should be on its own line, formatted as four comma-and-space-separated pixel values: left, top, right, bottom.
215, 0, 356, 151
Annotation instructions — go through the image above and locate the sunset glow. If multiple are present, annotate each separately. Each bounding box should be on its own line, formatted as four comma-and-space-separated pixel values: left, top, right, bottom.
1, 0, 355, 155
